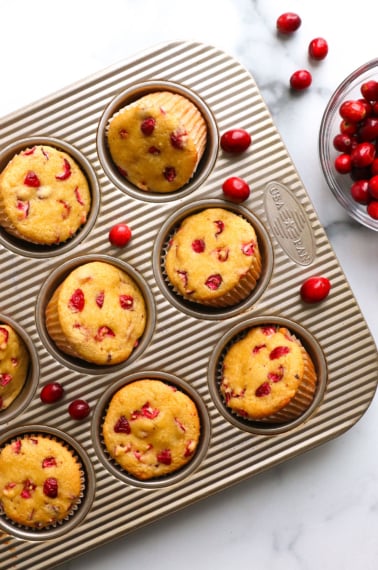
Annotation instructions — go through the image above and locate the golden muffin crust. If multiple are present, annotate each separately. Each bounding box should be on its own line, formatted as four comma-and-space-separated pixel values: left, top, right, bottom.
0, 144, 91, 245
45, 261, 146, 365
102, 379, 201, 480
220, 325, 317, 421
107, 91, 207, 193
0, 324, 29, 411
165, 208, 262, 306
0, 435, 82, 528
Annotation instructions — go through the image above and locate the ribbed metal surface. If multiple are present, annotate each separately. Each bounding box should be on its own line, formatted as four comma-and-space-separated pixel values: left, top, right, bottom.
0, 41, 377, 569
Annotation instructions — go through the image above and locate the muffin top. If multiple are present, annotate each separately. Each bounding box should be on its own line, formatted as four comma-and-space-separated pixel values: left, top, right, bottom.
0, 324, 29, 411
107, 91, 207, 193
0, 434, 82, 528
46, 261, 147, 365
165, 208, 261, 302
102, 379, 201, 480
0, 144, 91, 244
220, 326, 306, 419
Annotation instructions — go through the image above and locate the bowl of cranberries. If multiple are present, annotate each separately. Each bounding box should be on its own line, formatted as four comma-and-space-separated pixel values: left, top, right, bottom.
319, 59, 378, 229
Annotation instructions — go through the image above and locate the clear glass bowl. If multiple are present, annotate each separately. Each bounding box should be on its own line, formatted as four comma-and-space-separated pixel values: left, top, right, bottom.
319, 58, 378, 230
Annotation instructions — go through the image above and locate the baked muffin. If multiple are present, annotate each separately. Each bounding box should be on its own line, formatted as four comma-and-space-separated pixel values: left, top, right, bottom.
45, 261, 146, 365
220, 325, 317, 422
165, 208, 262, 307
102, 379, 201, 480
0, 324, 29, 411
0, 144, 91, 245
0, 434, 82, 528
107, 91, 207, 193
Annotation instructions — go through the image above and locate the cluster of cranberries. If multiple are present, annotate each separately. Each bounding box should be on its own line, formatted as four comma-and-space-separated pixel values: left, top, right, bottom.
332, 80, 378, 219
276, 12, 328, 91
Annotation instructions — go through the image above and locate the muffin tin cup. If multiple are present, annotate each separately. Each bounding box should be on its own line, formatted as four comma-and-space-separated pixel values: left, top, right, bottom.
0, 313, 39, 426
35, 254, 156, 375
208, 315, 328, 435
96, 80, 219, 203
0, 137, 101, 258
92, 370, 211, 489
0, 424, 95, 541
153, 198, 274, 320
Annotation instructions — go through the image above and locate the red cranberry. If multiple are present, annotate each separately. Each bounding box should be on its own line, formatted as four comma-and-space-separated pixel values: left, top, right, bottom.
68, 399, 90, 420
300, 276, 331, 303
109, 223, 132, 247
351, 142, 376, 168
43, 477, 58, 498
308, 37, 328, 60
290, 70, 312, 90
367, 201, 378, 219
333, 133, 353, 153
220, 129, 251, 153
339, 100, 366, 123
340, 120, 358, 136
361, 80, 378, 102
351, 180, 370, 204
368, 175, 378, 199
334, 154, 352, 174
40, 382, 64, 404
358, 117, 378, 141
222, 176, 250, 202
276, 12, 301, 33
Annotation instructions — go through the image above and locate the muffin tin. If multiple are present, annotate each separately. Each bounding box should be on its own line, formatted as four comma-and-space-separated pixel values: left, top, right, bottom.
0, 40, 377, 569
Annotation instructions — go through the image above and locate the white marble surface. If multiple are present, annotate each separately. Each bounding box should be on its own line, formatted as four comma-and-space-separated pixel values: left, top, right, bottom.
2, 0, 378, 568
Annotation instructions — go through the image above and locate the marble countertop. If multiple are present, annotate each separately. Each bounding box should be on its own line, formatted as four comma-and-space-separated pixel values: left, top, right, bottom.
1, 1, 378, 569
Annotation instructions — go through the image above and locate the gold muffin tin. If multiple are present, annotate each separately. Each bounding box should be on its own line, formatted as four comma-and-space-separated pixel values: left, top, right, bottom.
0, 41, 377, 569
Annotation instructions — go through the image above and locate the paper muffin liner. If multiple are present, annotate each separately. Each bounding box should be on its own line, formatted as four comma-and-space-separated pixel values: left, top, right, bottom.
92, 371, 211, 490
0, 428, 94, 540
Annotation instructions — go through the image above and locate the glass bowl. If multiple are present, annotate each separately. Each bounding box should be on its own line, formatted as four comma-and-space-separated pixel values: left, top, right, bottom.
319, 58, 378, 231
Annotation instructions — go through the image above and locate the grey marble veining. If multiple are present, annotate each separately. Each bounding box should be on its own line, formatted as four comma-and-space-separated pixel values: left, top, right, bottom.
1, 1, 378, 569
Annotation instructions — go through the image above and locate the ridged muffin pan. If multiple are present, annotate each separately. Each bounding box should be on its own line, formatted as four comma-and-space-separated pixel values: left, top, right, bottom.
0, 41, 377, 569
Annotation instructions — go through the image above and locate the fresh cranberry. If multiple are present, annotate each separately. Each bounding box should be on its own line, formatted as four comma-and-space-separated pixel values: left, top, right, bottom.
222, 176, 250, 202
358, 117, 378, 141
300, 276, 331, 303
308, 37, 328, 60
340, 120, 358, 136
368, 175, 378, 199
339, 100, 366, 123
367, 200, 378, 219
40, 382, 64, 404
351, 180, 370, 204
334, 153, 352, 174
361, 80, 378, 102
371, 158, 378, 176
220, 129, 252, 153
109, 223, 132, 247
68, 399, 90, 420
290, 69, 312, 90
351, 142, 376, 168
333, 133, 353, 153
276, 12, 301, 33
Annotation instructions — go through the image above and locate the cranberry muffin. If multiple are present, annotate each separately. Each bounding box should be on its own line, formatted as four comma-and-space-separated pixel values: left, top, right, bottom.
102, 379, 201, 480
0, 144, 91, 245
107, 91, 207, 193
45, 261, 146, 365
0, 434, 82, 528
165, 208, 262, 307
0, 324, 29, 411
220, 325, 317, 422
